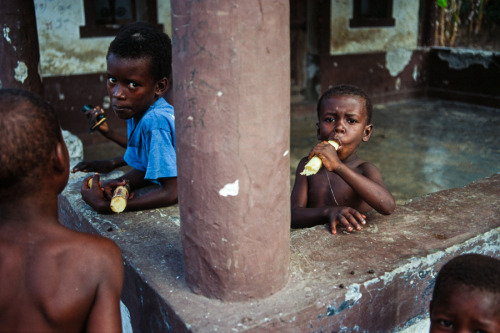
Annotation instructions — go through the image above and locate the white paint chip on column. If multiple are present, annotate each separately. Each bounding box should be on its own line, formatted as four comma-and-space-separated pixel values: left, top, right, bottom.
219, 180, 239, 197
3, 27, 12, 45
14, 61, 28, 84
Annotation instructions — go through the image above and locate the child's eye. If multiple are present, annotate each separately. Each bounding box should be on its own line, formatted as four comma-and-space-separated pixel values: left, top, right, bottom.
438, 319, 453, 328
347, 118, 357, 124
325, 117, 335, 123
128, 82, 138, 89
107, 77, 116, 84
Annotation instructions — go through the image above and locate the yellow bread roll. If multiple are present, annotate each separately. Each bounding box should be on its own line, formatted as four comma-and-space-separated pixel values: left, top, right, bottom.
110, 185, 130, 213
300, 140, 340, 176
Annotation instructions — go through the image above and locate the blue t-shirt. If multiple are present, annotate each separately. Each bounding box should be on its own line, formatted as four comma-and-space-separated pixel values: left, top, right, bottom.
124, 98, 176, 184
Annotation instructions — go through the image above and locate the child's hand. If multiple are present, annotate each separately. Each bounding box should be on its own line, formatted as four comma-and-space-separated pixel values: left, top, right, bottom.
81, 173, 111, 214
309, 141, 341, 172
84, 106, 109, 135
327, 207, 366, 234
101, 179, 130, 201
72, 160, 117, 174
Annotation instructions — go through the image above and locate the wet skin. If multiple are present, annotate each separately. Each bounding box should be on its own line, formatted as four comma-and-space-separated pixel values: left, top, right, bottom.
430, 287, 500, 333
291, 95, 395, 234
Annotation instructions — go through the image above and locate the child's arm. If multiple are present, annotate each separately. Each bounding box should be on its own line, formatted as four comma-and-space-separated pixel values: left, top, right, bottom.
291, 158, 366, 234
71, 156, 126, 174
81, 170, 177, 213
310, 141, 395, 215
110, 169, 178, 211
335, 161, 395, 215
85, 238, 124, 332
85, 107, 127, 148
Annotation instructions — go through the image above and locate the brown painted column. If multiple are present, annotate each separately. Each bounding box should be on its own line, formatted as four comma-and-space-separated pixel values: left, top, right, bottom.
0, 0, 43, 95
172, 1, 290, 300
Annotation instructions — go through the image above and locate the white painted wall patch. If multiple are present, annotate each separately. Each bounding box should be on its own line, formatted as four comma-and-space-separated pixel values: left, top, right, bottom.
386, 49, 413, 77
219, 180, 239, 197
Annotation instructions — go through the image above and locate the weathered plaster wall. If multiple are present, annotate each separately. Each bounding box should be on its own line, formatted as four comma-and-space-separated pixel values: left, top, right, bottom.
34, 0, 172, 77
428, 47, 500, 107
329, 0, 419, 55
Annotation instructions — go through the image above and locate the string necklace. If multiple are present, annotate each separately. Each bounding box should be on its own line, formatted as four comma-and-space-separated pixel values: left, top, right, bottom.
324, 168, 339, 206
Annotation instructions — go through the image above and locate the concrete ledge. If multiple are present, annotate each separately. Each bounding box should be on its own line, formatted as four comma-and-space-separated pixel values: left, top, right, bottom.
59, 173, 500, 332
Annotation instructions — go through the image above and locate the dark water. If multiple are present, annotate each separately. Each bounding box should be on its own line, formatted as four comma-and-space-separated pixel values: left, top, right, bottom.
290, 99, 500, 205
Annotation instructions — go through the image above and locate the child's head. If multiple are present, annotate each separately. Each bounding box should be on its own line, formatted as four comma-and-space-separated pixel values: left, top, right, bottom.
0, 89, 66, 200
106, 22, 172, 120
107, 21, 172, 82
315, 84, 373, 159
317, 84, 373, 125
430, 253, 500, 333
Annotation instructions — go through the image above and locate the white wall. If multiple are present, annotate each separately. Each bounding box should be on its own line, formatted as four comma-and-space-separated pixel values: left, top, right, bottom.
34, 0, 171, 77
330, 0, 419, 54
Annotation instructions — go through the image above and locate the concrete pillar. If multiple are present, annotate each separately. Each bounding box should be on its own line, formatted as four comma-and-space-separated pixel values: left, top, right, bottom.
172, 0, 290, 300
0, 0, 43, 95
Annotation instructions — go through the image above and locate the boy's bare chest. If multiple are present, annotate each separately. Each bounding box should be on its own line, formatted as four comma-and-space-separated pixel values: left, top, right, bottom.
307, 171, 361, 208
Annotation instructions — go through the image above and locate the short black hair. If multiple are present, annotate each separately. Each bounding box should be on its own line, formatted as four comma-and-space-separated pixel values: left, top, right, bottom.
107, 21, 172, 81
0, 89, 62, 199
317, 84, 373, 125
431, 254, 500, 312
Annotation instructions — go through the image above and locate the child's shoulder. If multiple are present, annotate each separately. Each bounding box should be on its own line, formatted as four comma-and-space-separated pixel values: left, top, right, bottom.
141, 99, 175, 127
49, 226, 122, 269
67, 228, 121, 257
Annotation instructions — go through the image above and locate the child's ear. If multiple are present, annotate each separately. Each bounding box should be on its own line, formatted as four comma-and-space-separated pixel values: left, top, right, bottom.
362, 124, 373, 142
52, 141, 70, 193
53, 141, 69, 174
155, 77, 169, 97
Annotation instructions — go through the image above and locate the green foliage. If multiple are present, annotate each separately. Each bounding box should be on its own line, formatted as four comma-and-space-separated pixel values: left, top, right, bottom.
437, 0, 448, 8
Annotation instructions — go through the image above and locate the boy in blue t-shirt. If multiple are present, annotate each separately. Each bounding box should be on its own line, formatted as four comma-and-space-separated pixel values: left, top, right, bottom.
75, 22, 177, 213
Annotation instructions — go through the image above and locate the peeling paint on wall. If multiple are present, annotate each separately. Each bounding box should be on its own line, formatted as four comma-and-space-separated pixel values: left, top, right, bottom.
437, 48, 494, 69
14, 61, 28, 83
330, 0, 418, 55
386, 48, 413, 76
34, 0, 172, 77
413, 65, 418, 81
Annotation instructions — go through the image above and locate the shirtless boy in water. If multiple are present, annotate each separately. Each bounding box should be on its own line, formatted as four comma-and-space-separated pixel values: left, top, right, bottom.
291, 84, 395, 234
0, 89, 123, 332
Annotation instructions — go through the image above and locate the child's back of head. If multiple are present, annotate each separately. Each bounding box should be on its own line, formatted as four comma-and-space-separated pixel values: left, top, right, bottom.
0, 88, 62, 200
430, 253, 500, 333
107, 21, 172, 81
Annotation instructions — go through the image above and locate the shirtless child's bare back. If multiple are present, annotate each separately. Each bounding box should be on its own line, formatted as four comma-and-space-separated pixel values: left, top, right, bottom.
0, 89, 123, 332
